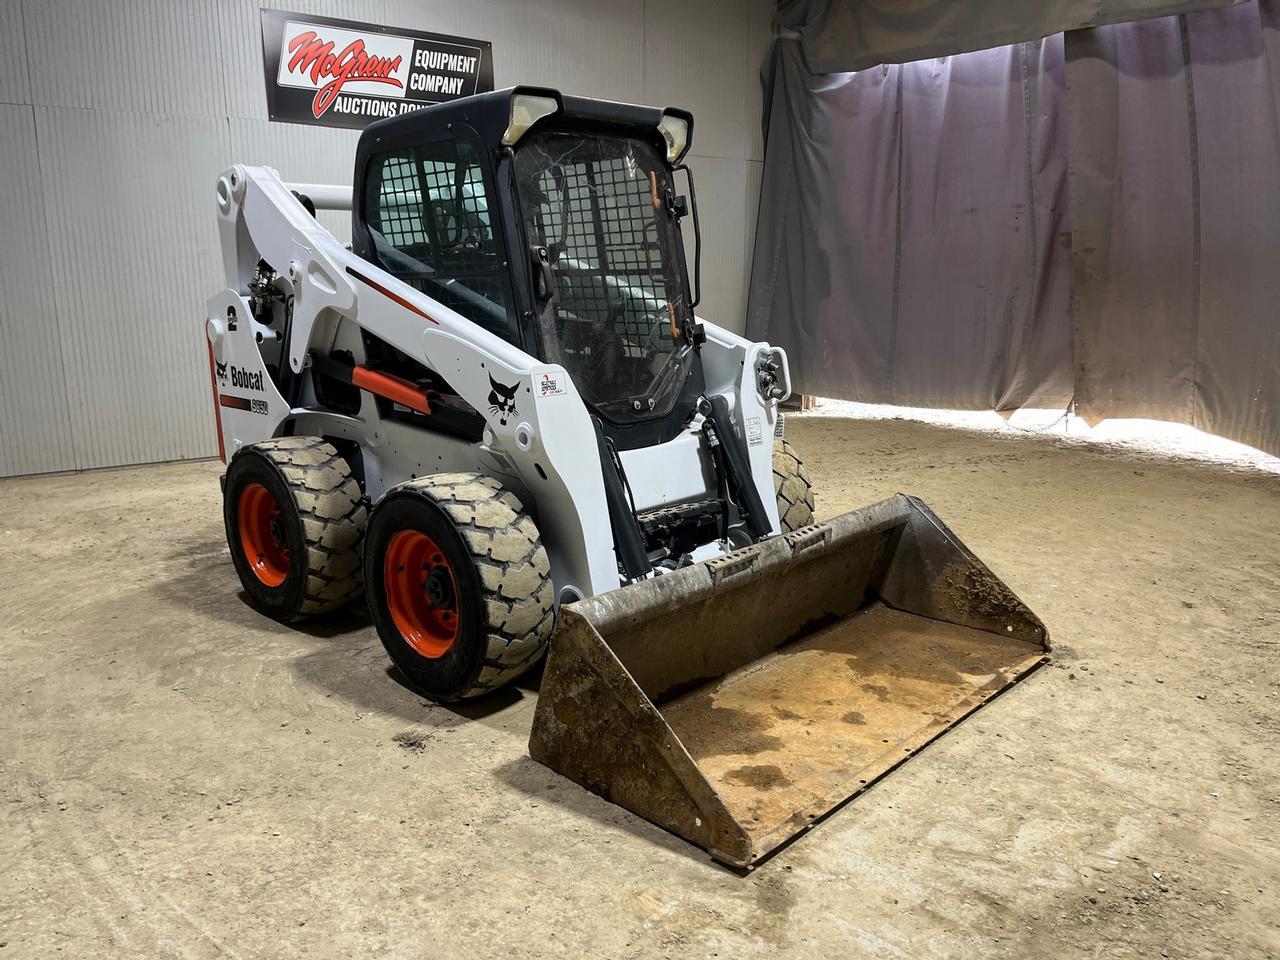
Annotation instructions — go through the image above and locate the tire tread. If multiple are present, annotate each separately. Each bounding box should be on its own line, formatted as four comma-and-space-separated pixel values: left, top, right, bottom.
392, 473, 554, 698
248, 437, 367, 617
773, 437, 816, 533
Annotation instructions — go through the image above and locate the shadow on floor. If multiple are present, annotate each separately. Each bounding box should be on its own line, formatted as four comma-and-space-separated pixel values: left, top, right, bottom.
289, 628, 543, 728
491, 753, 719, 869
154, 531, 547, 727
149, 534, 370, 639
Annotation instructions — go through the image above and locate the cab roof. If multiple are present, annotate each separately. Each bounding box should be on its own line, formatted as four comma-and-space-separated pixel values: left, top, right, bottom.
357, 86, 693, 162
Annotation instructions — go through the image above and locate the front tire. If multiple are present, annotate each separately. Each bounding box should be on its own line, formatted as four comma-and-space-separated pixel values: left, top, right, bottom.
773, 437, 816, 532
364, 473, 554, 702
223, 437, 367, 621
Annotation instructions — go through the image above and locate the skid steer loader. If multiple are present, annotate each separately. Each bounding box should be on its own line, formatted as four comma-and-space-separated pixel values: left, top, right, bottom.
205, 87, 1049, 867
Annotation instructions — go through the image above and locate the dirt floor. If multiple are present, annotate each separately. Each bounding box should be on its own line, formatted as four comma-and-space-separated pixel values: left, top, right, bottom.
2, 414, 1278, 959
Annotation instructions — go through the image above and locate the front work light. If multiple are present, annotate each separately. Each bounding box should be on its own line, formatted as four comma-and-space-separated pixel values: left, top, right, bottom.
502, 94, 560, 146
657, 112, 690, 164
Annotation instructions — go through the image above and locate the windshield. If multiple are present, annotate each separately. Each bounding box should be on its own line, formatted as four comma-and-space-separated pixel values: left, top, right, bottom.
513, 132, 693, 423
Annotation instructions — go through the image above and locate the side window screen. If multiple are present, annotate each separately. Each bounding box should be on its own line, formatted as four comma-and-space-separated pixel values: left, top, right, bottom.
365, 138, 515, 344
375, 153, 428, 248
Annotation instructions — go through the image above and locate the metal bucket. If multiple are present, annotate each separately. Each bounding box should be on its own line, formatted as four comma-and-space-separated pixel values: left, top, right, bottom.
528, 494, 1050, 868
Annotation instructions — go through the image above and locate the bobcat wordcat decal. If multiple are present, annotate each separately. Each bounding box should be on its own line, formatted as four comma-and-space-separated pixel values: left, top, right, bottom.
215, 361, 264, 391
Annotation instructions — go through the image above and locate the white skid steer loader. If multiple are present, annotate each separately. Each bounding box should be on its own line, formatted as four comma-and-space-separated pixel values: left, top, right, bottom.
206, 87, 1049, 867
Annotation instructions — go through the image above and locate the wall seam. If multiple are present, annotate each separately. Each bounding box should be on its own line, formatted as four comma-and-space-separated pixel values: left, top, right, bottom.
212, 0, 239, 132
17, 0, 79, 472
759, 43, 796, 342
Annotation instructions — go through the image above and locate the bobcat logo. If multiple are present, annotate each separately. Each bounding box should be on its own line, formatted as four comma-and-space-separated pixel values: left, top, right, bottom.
487, 374, 519, 426
215, 359, 228, 383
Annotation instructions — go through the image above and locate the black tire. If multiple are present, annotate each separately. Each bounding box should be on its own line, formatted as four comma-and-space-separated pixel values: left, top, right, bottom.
223, 437, 367, 621
364, 473, 554, 702
773, 437, 816, 532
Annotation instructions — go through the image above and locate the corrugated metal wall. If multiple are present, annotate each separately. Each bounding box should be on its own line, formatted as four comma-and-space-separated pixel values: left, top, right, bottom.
0, 0, 773, 477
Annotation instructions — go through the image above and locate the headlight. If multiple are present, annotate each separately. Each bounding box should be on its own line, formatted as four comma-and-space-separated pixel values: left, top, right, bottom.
502, 94, 559, 146
657, 112, 690, 164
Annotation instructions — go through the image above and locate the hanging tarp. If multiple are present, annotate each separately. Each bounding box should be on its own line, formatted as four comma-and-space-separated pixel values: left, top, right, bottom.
778, 0, 1244, 74
1067, 3, 1280, 454
749, 0, 1280, 457
747, 36, 1075, 411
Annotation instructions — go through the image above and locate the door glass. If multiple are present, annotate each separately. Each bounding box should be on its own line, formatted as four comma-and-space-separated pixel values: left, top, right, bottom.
513, 132, 693, 424
364, 136, 516, 344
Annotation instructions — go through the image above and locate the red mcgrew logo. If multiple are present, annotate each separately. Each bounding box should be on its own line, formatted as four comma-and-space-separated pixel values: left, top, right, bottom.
285, 30, 404, 118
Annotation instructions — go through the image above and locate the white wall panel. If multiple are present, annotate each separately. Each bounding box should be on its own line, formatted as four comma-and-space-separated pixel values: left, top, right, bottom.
37, 107, 228, 469
0, 105, 76, 477
644, 0, 750, 161
742, 159, 764, 335
228, 117, 363, 241
746, 0, 776, 162
0, 0, 31, 105
520, 0, 645, 102
0, 0, 774, 475
682, 155, 748, 335
23, 0, 227, 117
383, 0, 528, 88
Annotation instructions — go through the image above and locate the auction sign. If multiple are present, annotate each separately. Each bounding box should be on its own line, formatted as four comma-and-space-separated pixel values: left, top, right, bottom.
260, 10, 493, 129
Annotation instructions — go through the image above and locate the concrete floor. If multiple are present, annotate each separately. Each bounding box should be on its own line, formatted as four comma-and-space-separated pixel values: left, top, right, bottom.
2, 415, 1278, 959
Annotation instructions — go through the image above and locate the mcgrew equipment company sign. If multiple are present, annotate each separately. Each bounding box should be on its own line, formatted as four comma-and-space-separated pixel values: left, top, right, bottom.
260, 10, 494, 129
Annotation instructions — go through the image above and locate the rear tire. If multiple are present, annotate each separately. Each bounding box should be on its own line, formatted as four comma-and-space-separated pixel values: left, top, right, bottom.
364, 473, 554, 702
773, 438, 816, 532
223, 437, 367, 621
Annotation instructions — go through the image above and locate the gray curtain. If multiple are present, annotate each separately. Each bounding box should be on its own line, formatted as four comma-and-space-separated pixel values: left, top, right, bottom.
747, 36, 1075, 409
779, 0, 1245, 73
749, 0, 1280, 456
1068, 3, 1280, 454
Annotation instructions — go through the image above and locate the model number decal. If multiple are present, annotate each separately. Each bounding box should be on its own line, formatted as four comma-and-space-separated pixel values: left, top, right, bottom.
219, 395, 269, 415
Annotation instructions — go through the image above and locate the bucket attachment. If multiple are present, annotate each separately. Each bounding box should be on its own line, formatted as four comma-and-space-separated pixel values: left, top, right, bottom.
528, 494, 1049, 868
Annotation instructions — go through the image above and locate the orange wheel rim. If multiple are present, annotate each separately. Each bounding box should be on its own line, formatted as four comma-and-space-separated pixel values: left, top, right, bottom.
237, 482, 290, 587
384, 530, 460, 658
